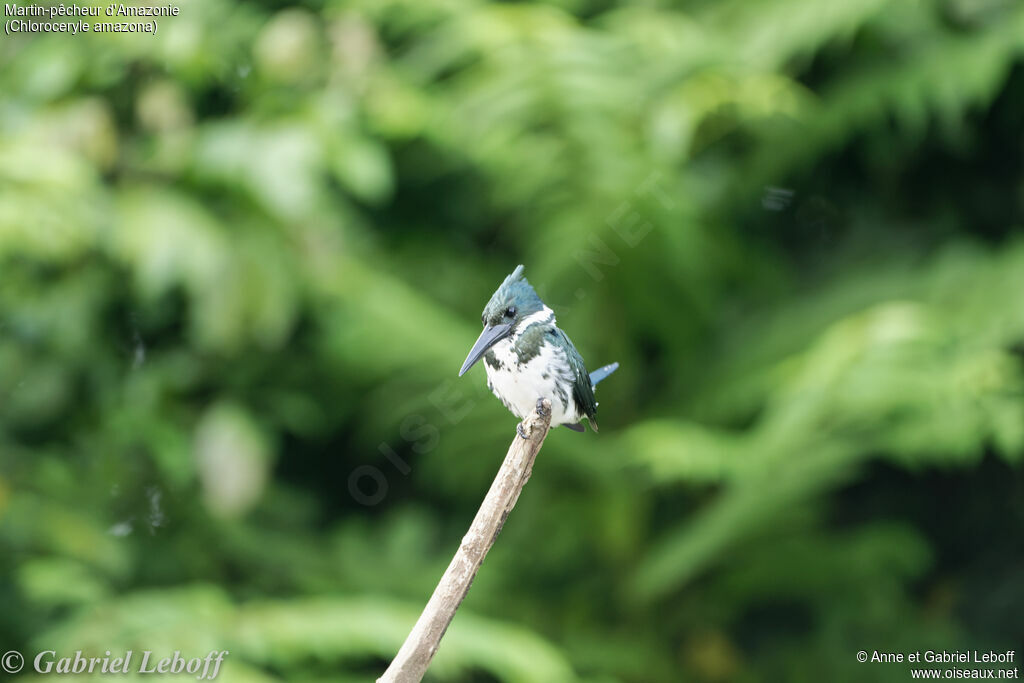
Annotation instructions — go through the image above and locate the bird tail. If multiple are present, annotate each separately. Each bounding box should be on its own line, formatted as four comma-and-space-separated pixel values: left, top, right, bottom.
589, 362, 619, 388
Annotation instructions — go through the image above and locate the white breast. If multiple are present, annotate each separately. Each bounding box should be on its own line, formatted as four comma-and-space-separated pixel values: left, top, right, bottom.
484, 336, 580, 427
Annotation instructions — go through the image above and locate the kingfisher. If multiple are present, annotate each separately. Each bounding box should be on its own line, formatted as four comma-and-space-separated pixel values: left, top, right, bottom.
458, 265, 618, 436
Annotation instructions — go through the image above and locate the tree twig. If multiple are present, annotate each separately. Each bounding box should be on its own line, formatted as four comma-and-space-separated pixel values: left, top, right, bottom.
377, 399, 554, 683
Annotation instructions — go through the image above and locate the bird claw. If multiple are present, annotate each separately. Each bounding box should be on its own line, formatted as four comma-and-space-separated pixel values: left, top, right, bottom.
535, 398, 549, 417
517, 422, 529, 439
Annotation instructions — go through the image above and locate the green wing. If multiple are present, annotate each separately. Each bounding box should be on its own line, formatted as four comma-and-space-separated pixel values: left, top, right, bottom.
549, 327, 598, 429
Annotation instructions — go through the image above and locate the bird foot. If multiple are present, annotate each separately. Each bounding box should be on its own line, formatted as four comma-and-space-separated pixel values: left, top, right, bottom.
535, 398, 549, 417
518, 400, 550, 438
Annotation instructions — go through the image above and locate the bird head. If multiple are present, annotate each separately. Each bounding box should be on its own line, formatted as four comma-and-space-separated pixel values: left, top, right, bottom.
459, 265, 545, 376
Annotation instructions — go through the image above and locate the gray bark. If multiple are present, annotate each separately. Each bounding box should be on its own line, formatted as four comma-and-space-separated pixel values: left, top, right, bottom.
377, 399, 554, 683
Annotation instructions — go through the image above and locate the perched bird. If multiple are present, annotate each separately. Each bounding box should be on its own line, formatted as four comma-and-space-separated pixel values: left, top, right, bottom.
458, 265, 618, 435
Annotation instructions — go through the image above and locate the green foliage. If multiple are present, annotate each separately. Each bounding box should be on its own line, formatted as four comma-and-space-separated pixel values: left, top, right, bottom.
2, 0, 1023, 681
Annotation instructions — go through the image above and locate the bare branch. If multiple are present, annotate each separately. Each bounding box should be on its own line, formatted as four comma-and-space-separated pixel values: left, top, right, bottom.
377, 399, 554, 683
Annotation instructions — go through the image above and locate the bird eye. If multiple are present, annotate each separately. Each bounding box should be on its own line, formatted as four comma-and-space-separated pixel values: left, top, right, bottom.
505, 307, 516, 318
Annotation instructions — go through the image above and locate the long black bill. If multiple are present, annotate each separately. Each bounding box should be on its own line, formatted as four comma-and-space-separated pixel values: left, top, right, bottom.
459, 323, 513, 376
